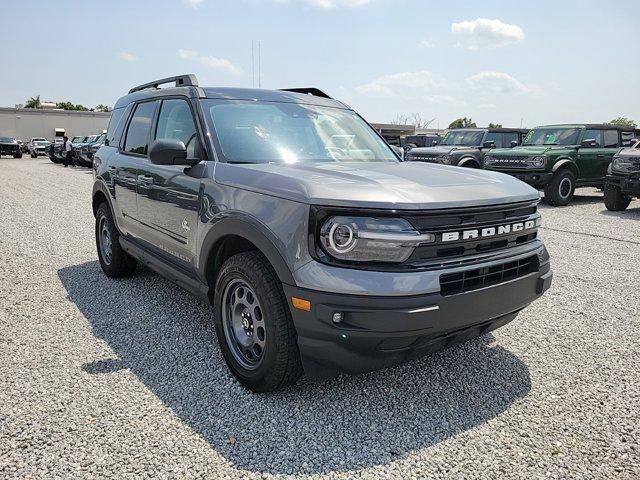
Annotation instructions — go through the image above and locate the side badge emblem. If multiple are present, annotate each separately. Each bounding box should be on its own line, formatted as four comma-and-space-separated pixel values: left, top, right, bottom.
181, 217, 191, 233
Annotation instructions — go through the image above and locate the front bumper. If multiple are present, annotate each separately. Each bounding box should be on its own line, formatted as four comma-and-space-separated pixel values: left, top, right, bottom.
285, 259, 552, 380
607, 173, 640, 197
487, 170, 553, 188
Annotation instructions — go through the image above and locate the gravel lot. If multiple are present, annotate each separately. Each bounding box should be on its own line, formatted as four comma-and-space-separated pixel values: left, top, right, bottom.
1, 157, 639, 479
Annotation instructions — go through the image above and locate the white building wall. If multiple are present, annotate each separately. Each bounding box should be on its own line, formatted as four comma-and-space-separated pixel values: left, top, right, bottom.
0, 107, 110, 141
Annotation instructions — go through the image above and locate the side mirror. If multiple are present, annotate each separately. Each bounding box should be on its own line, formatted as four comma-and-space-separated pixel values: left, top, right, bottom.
580, 139, 598, 148
149, 138, 199, 166
390, 145, 404, 160
482, 141, 496, 149
510, 140, 518, 148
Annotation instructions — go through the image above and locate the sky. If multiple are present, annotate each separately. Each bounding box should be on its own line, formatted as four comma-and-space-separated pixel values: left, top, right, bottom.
2, 0, 639, 129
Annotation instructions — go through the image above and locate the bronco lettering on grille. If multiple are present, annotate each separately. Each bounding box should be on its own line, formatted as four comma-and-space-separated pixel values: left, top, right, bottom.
441, 219, 538, 242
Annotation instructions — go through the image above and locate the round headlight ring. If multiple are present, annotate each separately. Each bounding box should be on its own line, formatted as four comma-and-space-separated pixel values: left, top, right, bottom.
328, 223, 357, 254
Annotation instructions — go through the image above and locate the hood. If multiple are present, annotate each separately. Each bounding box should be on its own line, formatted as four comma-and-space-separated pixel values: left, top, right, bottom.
215, 161, 539, 210
408, 145, 476, 156
615, 146, 638, 158
491, 145, 577, 156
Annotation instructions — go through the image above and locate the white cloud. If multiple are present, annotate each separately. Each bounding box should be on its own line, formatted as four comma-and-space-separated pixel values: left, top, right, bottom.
451, 18, 524, 50
183, 0, 204, 8
274, 0, 373, 7
119, 51, 138, 62
177, 49, 240, 74
420, 39, 436, 49
465, 71, 531, 94
356, 71, 443, 97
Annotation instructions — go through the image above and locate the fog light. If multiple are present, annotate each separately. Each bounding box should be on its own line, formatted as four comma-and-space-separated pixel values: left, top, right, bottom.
332, 312, 344, 324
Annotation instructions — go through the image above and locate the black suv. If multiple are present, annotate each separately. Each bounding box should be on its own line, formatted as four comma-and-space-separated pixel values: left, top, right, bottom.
404, 128, 528, 168
92, 75, 552, 392
604, 140, 640, 210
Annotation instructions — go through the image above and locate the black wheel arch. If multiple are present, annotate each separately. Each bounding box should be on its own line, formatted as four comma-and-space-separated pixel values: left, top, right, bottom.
552, 158, 579, 177
199, 215, 296, 290
92, 180, 114, 217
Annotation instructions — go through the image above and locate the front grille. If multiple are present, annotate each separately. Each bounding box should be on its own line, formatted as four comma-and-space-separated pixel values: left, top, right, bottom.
440, 255, 538, 296
403, 201, 540, 265
486, 155, 531, 168
407, 154, 440, 162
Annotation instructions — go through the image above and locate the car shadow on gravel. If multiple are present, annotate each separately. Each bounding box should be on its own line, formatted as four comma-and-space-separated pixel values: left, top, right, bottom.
59, 261, 531, 475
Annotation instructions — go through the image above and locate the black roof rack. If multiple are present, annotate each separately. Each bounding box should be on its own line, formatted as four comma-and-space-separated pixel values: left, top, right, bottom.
279, 88, 332, 99
128, 74, 198, 94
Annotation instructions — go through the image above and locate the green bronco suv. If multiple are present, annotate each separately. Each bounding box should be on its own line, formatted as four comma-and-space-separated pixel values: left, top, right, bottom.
484, 124, 640, 206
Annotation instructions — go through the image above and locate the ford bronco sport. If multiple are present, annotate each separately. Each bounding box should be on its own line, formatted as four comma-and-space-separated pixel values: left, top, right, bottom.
404, 128, 528, 168
484, 124, 640, 206
604, 140, 640, 211
92, 75, 552, 392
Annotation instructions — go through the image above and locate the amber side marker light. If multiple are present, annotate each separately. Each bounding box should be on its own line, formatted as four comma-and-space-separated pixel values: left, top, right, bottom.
292, 297, 311, 312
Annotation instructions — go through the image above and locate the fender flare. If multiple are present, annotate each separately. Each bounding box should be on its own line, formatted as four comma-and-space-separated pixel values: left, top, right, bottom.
552, 158, 579, 176
198, 214, 296, 286
457, 156, 480, 168
92, 179, 115, 217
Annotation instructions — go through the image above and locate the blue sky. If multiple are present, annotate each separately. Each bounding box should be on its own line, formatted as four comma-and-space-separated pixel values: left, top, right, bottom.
3, 0, 639, 128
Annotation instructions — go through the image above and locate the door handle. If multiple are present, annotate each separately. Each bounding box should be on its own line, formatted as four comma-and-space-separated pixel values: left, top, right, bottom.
597, 154, 605, 158
137, 174, 154, 184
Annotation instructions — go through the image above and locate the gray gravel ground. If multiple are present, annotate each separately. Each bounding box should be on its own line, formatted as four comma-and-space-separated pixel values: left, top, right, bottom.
1, 157, 639, 479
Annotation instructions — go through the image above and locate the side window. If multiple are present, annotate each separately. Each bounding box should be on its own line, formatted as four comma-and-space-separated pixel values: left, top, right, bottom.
485, 132, 502, 148
123, 101, 157, 155
581, 129, 602, 148
621, 131, 637, 147
105, 107, 125, 146
155, 99, 201, 158
503, 132, 519, 147
603, 130, 619, 148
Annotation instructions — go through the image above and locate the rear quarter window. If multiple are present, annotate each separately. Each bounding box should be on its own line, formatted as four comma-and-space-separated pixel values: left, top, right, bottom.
105, 106, 130, 147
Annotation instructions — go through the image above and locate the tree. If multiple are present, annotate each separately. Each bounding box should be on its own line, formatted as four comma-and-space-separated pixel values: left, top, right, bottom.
55, 101, 89, 111
391, 113, 436, 129
607, 117, 636, 127
448, 117, 476, 129
95, 104, 111, 113
25, 95, 41, 109
488, 123, 503, 128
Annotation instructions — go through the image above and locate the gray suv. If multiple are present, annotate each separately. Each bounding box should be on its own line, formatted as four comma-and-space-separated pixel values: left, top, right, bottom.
405, 128, 528, 168
92, 75, 552, 392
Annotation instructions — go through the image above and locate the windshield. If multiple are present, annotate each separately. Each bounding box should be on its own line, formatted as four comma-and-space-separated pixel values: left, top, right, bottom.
203, 100, 397, 164
440, 130, 485, 146
71, 137, 83, 143
0, 136, 15, 142
86, 136, 98, 142
34, 141, 48, 146
96, 134, 106, 143
523, 127, 581, 146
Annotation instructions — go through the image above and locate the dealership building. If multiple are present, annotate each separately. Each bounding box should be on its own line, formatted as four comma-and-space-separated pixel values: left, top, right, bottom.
0, 107, 110, 141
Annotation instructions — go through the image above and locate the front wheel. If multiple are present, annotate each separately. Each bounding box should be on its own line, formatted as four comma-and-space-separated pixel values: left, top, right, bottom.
603, 182, 631, 211
213, 251, 302, 392
544, 170, 576, 206
95, 203, 138, 277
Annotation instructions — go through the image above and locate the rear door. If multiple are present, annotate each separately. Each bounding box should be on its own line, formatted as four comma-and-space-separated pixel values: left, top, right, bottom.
113, 100, 158, 237
135, 97, 205, 271
598, 129, 622, 179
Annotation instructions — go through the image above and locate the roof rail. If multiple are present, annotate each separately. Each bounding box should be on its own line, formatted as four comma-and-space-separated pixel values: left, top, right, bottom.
279, 88, 332, 99
128, 74, 199, 94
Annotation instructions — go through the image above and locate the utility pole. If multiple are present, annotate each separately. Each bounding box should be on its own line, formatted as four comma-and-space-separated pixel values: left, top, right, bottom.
258, 41, 261, 88
251, 41, 255, 88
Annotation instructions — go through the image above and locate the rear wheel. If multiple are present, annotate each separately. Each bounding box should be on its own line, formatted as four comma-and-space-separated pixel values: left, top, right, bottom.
213, 251, 302, 392
95, 203, 138, 277
544, 169, 576, 206
604, 182, 631, 211
15, 152, 23, 158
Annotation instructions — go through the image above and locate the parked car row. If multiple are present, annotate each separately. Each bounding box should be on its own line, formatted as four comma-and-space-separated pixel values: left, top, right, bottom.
48, 133, 106, 167
403, 124, 640, 209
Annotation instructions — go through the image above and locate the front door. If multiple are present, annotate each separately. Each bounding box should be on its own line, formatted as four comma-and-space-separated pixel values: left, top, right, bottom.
576, 129, 604, 182
113, 100, 158, 237
136, 98, 205, 271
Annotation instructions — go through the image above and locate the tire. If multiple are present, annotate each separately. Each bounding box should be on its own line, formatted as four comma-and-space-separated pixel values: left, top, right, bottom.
213, 251, 303, 392
544, 169, 576, 206
15, 153, 23, 159
30, 153, 36, 158
95, 203, 138, 278
604, 182, 631, 211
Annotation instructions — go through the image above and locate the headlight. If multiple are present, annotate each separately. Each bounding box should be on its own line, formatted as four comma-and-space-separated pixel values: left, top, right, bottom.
612, 156, 640, 173
439, 155, 452, 164
319, 216, 435, 263
484, 155, 496, 165
531, 156, 546, 168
